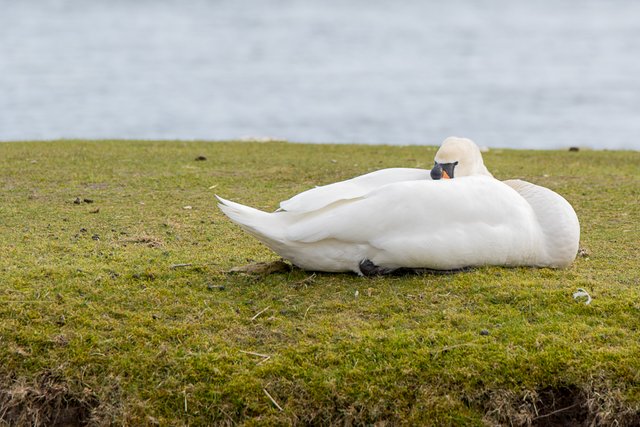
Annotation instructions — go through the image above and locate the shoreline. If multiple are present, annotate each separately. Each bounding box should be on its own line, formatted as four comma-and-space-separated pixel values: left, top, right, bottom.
1, 138, 639, 152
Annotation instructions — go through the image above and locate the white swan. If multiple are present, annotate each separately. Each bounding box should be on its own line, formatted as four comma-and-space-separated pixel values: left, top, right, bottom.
217, 138, 580, 275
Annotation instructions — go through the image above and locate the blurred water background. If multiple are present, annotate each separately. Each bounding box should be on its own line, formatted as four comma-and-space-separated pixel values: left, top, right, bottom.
1, 0, 639, 149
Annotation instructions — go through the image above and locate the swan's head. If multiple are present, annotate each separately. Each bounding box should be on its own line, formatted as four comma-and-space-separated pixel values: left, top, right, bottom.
430, 137, 493, 180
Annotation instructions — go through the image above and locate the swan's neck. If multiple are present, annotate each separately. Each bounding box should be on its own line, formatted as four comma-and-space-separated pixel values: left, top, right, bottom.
457, 152, 493, 178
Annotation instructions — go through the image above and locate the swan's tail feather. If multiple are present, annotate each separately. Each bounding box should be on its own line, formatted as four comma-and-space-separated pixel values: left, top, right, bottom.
216, 195, 285, 247
216, 195, 268, 227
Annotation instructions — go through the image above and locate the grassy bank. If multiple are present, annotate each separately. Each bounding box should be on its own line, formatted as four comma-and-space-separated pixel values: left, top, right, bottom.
1, 140, 639, 425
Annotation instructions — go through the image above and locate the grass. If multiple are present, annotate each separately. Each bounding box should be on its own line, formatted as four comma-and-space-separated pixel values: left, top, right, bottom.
0, 140, 639, 426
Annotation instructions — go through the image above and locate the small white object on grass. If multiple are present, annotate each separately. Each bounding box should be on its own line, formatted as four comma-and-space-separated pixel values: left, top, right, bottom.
573, 288, 592, 305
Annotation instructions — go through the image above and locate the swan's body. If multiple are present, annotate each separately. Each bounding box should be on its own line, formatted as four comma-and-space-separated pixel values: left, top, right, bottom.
217, 137, 580, 274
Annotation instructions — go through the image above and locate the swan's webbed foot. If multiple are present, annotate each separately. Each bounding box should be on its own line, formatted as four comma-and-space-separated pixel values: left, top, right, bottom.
358, 259, 398, 276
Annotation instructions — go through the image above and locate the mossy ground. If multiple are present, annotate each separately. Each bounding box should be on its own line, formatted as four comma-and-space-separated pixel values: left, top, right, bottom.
0, 140, 639, 425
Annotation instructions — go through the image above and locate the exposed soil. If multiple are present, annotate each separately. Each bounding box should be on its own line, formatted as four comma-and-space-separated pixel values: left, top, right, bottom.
485, 385, 640, 427
0, 373, 98, 427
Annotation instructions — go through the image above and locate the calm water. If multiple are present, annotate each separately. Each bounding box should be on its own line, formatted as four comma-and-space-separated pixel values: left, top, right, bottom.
1, 0, 640, 149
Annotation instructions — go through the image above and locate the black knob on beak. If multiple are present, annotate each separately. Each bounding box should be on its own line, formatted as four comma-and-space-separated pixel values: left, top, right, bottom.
430, 162, 443, 180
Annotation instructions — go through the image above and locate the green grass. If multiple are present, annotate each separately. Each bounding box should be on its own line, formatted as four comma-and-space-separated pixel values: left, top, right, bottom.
0, 140, 639, 426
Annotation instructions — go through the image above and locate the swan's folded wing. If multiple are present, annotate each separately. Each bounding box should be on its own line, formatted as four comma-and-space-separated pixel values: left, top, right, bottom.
283, 178, 537, 263
284, 178, 511, 243
279, 168, 430, 213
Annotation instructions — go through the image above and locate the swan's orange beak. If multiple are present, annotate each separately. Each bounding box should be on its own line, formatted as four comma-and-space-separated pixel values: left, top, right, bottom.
442, 170, 451, 179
